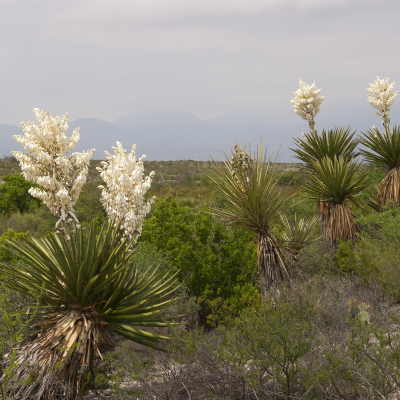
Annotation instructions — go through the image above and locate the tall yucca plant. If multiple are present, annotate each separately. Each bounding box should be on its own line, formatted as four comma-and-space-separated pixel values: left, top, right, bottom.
291, 126, 359, 170
291, 126, 360, 242
204, 142, 294, 297
360, 125, 400, 211
302, 156, 369, 245
0, 222, 179, 400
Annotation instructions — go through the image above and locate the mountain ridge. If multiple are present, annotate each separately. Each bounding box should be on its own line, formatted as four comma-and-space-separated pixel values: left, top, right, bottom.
3, 107, 397, 161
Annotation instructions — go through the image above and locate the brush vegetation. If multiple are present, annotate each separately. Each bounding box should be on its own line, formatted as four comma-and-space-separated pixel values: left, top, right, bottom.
1, 149, 400, 399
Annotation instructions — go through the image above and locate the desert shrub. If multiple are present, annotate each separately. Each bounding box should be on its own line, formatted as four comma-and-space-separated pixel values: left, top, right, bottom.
0, 174, 41, 216
302, 316, 400, 400
0, 180, 108, 238
0, 229, 30, 264
139, 196, 258, 324
0, 207, 56, 237
333, 208, 400, 298
100, 276, 395, 399
334, 239, 358, 274
294, 236, 341, 276
0, 179, 107, 238
225, 300, 313, 398
206, 283, 261, 327
275, 169, 304, 186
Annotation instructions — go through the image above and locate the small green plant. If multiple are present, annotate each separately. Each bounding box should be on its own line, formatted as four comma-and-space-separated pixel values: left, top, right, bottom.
0, 229, 30, 264
347, 300, 371, 325
226, 300, 314, 397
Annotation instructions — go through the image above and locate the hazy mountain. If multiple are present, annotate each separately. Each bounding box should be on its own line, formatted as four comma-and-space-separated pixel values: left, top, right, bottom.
70, 116, 225, 160
113, 110, 300, 161
113, 111, 225, 145
68, 118, 134, 158
5, 106, 394, 162
0, 114, 302, 161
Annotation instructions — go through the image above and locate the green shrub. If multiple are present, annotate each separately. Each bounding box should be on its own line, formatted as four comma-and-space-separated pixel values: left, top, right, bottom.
334, 240, 358, 274
331, 208, 400, 298
0, 229, 30, 264
276, 169, 304, 186
235, 301, 313, 397
0, 174, 41, 216
0, 207, 56, 237
139, 196, 258, 324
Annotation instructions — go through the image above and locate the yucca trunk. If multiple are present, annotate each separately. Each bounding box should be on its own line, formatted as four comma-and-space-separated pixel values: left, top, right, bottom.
3, 309, 110, 400
257, 231, 289, 298
378, 166, 400, 211
319, 202, 360, 246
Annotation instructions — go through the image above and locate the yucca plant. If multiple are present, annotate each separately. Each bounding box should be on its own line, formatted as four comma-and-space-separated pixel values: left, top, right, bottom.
0, 221, 179, 400
291, 126, 359, 170
279, 213, 321, 257
204, 142, 294, 297
302, 156, 369, 245
360, 125, 400, 211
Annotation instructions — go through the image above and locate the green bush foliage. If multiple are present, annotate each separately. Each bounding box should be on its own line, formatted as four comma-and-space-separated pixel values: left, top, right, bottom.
94, 277, 398, 399
0, 174, 41, 216
333, 207, 400, 298
0, 229, 30, 264
275, 169, 304, 186
1, 158, 400, 398
139, 196, 258, 323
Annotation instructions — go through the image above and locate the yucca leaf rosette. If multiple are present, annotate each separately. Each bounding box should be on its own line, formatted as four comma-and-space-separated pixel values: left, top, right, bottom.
291, 126, 359, 171
0, 221, 179, 400
302, 156, 369, 244
360, 125, 400, 211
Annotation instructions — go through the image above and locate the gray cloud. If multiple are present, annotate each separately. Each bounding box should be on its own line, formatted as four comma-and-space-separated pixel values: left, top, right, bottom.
1, 0, 399, 135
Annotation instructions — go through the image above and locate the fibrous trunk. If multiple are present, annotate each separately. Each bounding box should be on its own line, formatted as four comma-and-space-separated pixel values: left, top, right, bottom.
319, 202, 360, 246
2, 309, 110, 400
378, 167, 400, 211
257, 231, 290, 299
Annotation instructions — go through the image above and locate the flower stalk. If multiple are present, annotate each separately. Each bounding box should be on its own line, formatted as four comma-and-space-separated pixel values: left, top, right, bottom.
290, 78, 324, 136
97, 142, 155, 243
367, 76, 398, 134
12, 109, 96, 238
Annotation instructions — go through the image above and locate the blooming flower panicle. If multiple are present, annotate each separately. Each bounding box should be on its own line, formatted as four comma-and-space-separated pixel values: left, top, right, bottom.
231, 143, 252, 181
97, 142, 155, 243
12, 109, 96, 225
367, 76, 398, 131
290, 78, 324, 135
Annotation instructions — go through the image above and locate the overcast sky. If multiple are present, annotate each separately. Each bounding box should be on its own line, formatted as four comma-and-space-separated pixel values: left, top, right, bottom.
1, 0, 399, 127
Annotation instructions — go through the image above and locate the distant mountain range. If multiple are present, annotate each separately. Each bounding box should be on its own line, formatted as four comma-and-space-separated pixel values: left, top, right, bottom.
1, 107, 398, 161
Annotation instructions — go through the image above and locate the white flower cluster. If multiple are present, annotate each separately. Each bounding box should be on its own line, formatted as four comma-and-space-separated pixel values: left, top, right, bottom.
231, 143, 252, 180
97, 142, 155, 242
367, 76, 398, 118
12, 109, 96, 222
290, 78, 324, 133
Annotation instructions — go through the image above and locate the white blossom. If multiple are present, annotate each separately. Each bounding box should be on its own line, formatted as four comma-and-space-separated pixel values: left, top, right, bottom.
290, 78, 324, 134
97, 142, 155, 243
12, 109, 96, 223
367, 76, 398, 119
